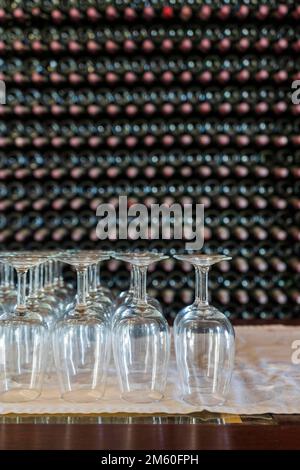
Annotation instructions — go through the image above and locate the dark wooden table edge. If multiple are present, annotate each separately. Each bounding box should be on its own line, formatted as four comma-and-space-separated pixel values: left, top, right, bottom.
1, 423, 300, 450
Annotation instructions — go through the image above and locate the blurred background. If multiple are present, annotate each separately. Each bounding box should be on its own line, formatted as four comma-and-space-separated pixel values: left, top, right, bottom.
0, 0, 299, 319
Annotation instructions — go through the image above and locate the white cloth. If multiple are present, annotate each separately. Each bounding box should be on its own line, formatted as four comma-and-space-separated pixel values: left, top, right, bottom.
1, 325, 300, 415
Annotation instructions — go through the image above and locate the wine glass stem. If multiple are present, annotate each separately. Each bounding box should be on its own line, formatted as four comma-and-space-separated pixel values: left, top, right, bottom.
53, 260, 58, 286
97, 263, 101, 287
128, 265, 137, 294
4, 264, 10, 290
0, 264, 3, 289
9, 266, 14, 288
16, 269, 27, 313
47, 260, 54, 288
44, 262, 49, 287
135, 265, 147, 303
29, 268, 34, 296
195, 266, 209, 306
39, 263, 44, 293
29, 265, 39, 298
58, 261, 64, 287
76, 268, 87, 310
90, 264, 97, 293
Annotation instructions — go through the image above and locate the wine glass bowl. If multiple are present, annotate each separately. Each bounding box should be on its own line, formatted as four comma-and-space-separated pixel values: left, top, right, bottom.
53, 314, 109, 402
0, 311, 48, 402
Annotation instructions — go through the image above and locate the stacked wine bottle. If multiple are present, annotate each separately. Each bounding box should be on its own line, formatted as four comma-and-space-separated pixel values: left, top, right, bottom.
0, 0, 299, 320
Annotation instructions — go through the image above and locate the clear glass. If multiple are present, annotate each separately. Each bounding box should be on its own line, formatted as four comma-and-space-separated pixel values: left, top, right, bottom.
174, 254, 235, 407
0, 254, 48, 402
113, 264, 163, 326
96, 261, 115, 302
0, 263, 16, 312
64, 251, 112, 322
26, 259, 61, 381
42, 259, 64, 315
112, 252, 170, 403
27, 263, 55, 327
32, 251, 66, 318
113, 265, 136, 309
53, 252, 111, 403
112, 265, 138, 328
87, 262, 112, 323
53, 259, 75, 303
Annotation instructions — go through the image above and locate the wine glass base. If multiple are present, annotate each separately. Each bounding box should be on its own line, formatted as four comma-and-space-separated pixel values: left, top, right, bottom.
62, 389, 104, 403
0, 388, 41, 403
121, 390, 163, 403
182, 391, 226, 407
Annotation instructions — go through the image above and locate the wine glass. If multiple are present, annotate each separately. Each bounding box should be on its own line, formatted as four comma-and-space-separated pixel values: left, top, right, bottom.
112, 252, 170, 403
26, 255, 64, 381
0, 253, 48, 402
52, 252, 111, 402
173, 254, 235, 407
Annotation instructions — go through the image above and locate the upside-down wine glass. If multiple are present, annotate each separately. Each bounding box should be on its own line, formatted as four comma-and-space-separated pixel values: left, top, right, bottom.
0, 253, 48, 402
173, 254, 235, 407
112, 252, 170, 403
53, 252, 111, 402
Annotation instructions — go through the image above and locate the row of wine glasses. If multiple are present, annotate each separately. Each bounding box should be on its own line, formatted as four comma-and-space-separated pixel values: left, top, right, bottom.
0, 250, 235, 407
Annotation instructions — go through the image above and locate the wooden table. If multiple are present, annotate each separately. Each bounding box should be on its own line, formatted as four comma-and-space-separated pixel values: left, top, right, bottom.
1, 320, 300, 451
0, 414, 299, 450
